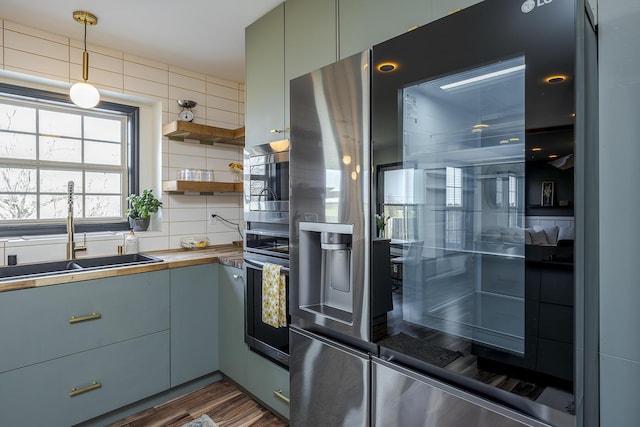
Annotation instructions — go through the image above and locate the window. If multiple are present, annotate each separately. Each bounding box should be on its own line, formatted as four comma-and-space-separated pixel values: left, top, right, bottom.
378, 164, 421, 240
0, 83, 139, 236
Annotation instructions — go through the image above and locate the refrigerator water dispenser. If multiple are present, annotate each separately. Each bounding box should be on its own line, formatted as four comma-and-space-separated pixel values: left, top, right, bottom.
298, 222, 354, 324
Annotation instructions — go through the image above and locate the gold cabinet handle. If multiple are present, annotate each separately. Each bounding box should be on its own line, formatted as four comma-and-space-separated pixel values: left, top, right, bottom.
70, 381, 102, 397
273, 389, 290, 405
232, 274, 243, 279
69, 312, 102, 324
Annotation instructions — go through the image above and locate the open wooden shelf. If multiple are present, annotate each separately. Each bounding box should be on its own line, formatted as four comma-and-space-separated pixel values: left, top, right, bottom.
162, 121, 245, 146
162, 180, 243, 194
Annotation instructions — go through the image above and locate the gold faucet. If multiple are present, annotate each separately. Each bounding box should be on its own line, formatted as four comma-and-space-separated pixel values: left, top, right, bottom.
67, 181, 87, 260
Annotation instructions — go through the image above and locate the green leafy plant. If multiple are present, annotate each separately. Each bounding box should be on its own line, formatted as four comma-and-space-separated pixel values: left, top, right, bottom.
126, 189, 162, 219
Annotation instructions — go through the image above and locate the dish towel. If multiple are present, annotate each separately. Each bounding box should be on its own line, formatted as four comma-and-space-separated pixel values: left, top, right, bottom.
262, 262, 287, 328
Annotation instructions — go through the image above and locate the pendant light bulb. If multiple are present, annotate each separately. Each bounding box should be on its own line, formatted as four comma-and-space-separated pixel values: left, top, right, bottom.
70, 82, 100, 108
70, 11, 99, 109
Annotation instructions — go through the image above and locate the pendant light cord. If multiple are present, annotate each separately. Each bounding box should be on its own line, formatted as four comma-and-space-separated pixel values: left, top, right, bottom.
83, 18, 87, 53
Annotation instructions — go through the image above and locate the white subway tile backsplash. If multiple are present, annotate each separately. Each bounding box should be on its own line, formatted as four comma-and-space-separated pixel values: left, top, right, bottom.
124, 61, 169, 84
4, 21, 67, 45
168, 207, 208, 223
125, 75, 169, 98
5, 30, 68, 61
124, 53, 168, 70
205, 194, 243, 208
207, 95, 240, 114
206, 75, 239, 90
170, 220, 208, 236
169, 65, 206, 81
169, 71, 206, 93
5, 48, 69, 80
168, 86, 205, 109
206, 81, 239, 101
169, 140, 207, 157
168, 153, 207, 170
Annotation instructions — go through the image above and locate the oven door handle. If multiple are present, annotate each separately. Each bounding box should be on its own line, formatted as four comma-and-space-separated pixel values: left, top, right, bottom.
245, 258, 290, 274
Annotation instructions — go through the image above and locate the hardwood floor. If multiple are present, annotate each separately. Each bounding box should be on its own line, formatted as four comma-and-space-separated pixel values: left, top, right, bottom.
107, 380, 287, 427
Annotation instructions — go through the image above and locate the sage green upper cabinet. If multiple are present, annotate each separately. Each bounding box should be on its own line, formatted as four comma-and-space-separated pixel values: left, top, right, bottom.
431, 0, 484, 21
170, 264, 219, 387
339, 0, 432, 60
246, 3, 285, 148
285, 0, 337, 82
284, 0, 337, 128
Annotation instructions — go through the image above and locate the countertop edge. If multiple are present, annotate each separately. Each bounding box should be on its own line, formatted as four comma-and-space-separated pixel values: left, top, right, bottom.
0, 245, 243, 293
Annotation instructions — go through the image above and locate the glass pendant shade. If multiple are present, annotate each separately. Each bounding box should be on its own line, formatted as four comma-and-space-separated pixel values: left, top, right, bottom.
70, 81, 100, 108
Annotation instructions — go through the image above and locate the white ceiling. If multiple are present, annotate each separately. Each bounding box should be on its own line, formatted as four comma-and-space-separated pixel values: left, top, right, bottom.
1, 0, 284, 83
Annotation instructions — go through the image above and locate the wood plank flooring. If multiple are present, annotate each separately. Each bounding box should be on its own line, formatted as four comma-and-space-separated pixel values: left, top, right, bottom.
107, 380, 287, 427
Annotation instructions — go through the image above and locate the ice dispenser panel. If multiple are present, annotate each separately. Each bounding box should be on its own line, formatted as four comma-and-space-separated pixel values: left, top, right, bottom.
299, 222, 354, 324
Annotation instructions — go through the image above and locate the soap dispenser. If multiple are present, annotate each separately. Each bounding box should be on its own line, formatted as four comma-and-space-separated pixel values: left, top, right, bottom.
125, 230, 139, 254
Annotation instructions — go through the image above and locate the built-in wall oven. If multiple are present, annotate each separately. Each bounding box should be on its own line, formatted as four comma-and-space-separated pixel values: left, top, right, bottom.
244, 250, 290, 368
244, 141, 290, 368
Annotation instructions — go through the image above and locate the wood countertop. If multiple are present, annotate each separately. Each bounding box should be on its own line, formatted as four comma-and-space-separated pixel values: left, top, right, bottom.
0, 244, 244, 293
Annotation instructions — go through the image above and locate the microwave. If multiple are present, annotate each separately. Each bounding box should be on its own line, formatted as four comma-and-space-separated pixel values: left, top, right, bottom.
243, 140, 289, 224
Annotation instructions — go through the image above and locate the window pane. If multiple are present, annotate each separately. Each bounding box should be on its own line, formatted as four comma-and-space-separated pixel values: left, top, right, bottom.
0, 194, 37, 219
40, 194, 81, 219
0, 168, 37, 192
0, 132, 36, 159
0, 103, 36, 132
85, 140, 121, 166
85, 195, 121, 217
40, 137, 82, 163
39, 110, 81, 138
84, 116, 121, 142
86, 172, 121, 193
40, 170, 82, 193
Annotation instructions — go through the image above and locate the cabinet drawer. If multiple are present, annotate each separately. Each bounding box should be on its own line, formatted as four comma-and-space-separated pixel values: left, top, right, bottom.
538, 303, 573, 343
0, 271, 170, 373
0, 331, 170, 427
247, 350, 290, 419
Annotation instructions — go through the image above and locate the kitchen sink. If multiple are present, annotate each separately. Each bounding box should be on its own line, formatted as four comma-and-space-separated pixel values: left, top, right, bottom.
0, 253, 163, 282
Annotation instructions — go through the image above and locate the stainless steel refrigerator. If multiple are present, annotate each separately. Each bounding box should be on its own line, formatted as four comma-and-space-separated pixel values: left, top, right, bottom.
289, 50, 373, 426
289, 0, 594, 426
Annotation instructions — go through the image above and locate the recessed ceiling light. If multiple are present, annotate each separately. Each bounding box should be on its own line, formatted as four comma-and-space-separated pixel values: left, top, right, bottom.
548, 154, 558, 159
545, 75, 567, 84
377, 62, 397, 72
509, 137, 520, 142
532, 147, 542, 151
500, 140, 509, 144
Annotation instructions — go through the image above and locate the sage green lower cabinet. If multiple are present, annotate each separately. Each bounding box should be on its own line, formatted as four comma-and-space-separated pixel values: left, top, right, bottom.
0, 331, 170, 427
0, 271, 170, 374
218, 265, 250, 389
170, 264, 220, 387
247, 350, 290, 419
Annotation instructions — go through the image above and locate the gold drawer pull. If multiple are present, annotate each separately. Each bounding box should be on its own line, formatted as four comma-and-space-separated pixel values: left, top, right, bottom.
232, 274, 243, 279
273, 389, 290, 405
69, 312, 102, 324
70, 381, 102, 397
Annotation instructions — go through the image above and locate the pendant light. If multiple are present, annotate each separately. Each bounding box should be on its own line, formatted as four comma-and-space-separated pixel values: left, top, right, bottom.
70, 11, 100, 109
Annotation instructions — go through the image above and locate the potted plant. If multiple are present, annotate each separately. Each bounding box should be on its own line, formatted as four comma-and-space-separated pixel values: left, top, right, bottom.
126, 189, 162, 231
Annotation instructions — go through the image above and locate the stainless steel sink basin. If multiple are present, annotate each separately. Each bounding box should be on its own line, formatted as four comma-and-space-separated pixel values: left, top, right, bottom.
0, 253, 163, 282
